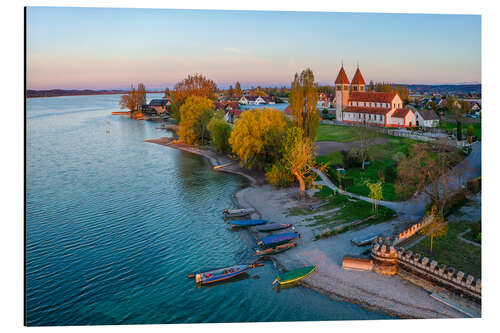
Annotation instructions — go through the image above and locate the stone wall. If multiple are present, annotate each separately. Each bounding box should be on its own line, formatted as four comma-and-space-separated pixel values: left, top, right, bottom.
396, 247, 481, 301
393, 215, 433, 245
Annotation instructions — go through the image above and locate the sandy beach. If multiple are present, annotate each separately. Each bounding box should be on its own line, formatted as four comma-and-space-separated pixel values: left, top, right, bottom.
146, 137, 470, 319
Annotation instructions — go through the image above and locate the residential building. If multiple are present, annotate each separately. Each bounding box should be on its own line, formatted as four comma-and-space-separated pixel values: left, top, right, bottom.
414, 109, 440, 127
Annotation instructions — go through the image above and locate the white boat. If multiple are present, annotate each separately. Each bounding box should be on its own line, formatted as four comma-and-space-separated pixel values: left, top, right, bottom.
222, 208, 255, 217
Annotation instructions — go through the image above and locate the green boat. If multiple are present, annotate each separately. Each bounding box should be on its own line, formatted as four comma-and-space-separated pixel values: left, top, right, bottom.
272, 265, 317, 286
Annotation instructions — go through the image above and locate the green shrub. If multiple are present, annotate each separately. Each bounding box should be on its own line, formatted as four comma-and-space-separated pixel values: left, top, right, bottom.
384, 165, 397, 183
444, 189, 468, 216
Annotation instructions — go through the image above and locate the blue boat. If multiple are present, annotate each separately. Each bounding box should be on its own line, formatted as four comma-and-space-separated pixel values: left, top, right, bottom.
255, 223, 292, 232
193, 264, 260, 285
228, 219, 267, 227
258, 232, 300, 248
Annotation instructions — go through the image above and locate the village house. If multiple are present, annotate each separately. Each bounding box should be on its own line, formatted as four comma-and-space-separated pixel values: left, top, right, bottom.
143, 98, 171, 115
414, 108, 440, 127
335, 66, 416, 127
238, 95, 267, 105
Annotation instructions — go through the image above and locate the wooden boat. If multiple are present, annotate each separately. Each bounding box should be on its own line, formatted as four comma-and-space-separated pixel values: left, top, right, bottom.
351, 233, 380, 246
222, 208, 255, 217
258, 232, 300, 248
272, 265, 317, 286
254, 242, 296, 256
228, 219, 267, 227
192, 264, 260, 285
255, 223, 292, 232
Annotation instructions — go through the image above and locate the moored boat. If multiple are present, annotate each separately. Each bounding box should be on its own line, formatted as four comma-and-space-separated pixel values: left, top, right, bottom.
222, 208, 255, 217
272, 265, 317, 286
254, 242, 296, 256
255, 223, 292, 232
258, 232, 300, 248
228, 219, 268, 227
192, 264, 261, 285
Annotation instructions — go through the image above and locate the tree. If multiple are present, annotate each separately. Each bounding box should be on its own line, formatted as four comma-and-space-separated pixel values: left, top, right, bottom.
288, 68, 320, 139
447, 97, 466, 140
396, 142, 463, 216
253, 86, 268, 97
466, 124, 475, 143
365, 181, 383, 213
119, 84, 142, 113
226, 85, 234, 99
368, 80, 375, 91
229, 108, 289, 170
137, 83, 147, 106
178, 96, 214, 145
235, 82, 242, 97
207, 111, 232, 153
164, 87, 171, 98
278, 127, 326, 199
350, 126, 377, 170
419, 206, 448, 252
172, 73, 218, 106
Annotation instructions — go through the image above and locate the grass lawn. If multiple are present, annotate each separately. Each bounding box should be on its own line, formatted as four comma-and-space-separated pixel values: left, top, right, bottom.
317, 137, 420, 201
410, 221, 481, 277
316, 124, 365, 142
288, 186, 396, 239
438, 121, 482, 140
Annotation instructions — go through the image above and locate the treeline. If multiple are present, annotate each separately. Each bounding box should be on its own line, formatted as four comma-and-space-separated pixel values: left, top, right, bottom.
158, 71, 325, 199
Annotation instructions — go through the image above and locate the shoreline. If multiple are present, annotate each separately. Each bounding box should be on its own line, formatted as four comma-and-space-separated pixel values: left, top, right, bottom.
146, 137, 469, 319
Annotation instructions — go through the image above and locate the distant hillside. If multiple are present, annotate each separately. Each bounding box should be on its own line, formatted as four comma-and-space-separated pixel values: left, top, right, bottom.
406, 84, 481, 95
26, 89, 163, 98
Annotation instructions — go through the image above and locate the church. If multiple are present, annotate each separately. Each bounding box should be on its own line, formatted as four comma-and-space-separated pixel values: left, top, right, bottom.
335, 66, 416, 128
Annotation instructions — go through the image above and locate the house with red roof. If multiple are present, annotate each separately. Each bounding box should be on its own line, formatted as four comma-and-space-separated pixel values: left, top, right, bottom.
335, 66, 416, 128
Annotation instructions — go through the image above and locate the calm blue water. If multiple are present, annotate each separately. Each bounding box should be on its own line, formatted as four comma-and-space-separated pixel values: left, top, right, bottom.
26, 94, 390, 325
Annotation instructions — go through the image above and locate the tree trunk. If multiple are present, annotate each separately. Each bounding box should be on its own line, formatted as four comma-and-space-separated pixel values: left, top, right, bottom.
430, 235, 434, 252
294, 171, 306, 200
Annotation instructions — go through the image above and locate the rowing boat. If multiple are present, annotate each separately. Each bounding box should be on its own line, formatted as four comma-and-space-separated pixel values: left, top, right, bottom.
272, 265, 317, 286
228, 219, 267, 227
258, 232, 300, 248
222, 208, 255, 217
193, 264, 260, 285
254, 242, 296, 256
255, 223, 292, 232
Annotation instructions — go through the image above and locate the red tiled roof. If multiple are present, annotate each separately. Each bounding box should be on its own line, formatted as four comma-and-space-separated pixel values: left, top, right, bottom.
229, 109, 243, 116
335, 67, 350, 84
349, 91, 397, 103
391, 108, 412, 118
351, 68, 366, 85
343, 106, 391, 115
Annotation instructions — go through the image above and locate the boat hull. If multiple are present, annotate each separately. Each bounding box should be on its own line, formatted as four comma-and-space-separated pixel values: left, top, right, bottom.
273, 265, 317, 286
254, 243, 296, 256
228, 219, 268, 227
196, 265, 251, 285
255, 223, 292, 232
258, 232, 300, 248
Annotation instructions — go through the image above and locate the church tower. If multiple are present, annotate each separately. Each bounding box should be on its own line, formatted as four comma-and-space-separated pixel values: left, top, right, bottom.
335, 65, 350, 122
351, 66, 366, 92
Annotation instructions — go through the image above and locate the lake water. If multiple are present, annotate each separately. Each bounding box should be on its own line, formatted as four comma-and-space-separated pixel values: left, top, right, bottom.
25, 93, 390, 325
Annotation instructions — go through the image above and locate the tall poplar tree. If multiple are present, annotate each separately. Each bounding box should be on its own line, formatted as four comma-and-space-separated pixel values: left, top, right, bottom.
235, 82, 242, 97
288, 68, 320, 140
137, 83, 147, 106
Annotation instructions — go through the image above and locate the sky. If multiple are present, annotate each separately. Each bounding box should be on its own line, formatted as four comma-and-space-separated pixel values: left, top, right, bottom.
26, 7, 481, 89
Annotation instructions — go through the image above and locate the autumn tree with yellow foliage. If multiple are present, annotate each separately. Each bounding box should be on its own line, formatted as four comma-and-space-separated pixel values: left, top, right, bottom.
178, 96, 214, 145
229, 108, 289, 170
172, 74, 218, 106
